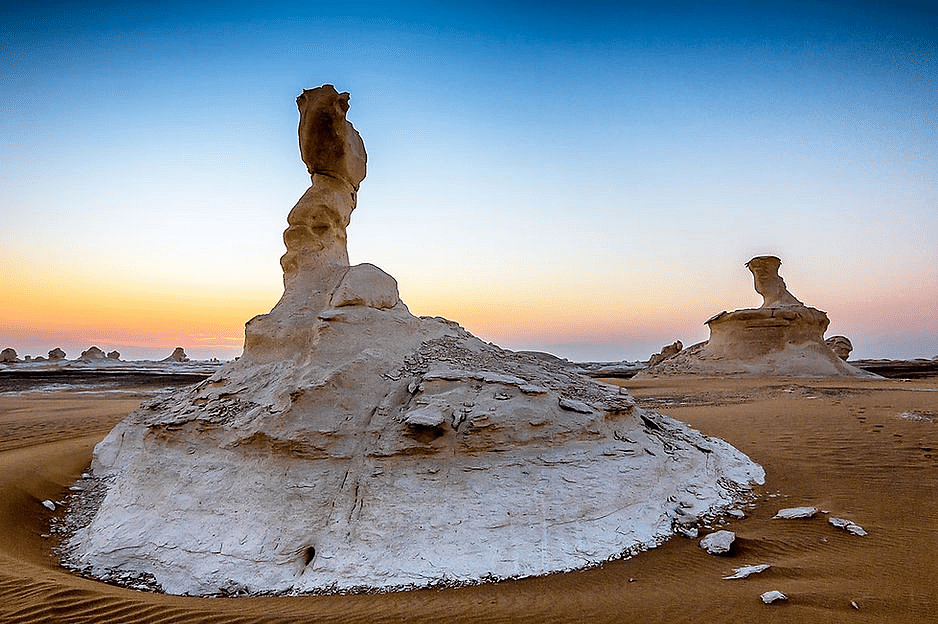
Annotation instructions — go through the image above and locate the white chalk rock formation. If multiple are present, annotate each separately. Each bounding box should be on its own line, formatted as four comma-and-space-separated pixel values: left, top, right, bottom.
637, 256, 874, 378
48, 347, 67, 361
0, 348, 18, 363
162, 347, 189, 362
78, 346, 107, 361
63, 85, 764, 596
106, 350, 121, 360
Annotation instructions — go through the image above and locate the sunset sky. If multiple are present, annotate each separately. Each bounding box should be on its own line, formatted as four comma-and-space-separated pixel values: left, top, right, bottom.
2, 1, 936, 362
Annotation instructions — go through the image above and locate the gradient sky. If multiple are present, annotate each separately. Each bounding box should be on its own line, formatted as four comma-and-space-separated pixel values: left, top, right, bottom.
2, 0, 936, 361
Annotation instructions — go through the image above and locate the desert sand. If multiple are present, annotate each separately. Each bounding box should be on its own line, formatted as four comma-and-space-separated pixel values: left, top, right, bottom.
1, 374, 935, 622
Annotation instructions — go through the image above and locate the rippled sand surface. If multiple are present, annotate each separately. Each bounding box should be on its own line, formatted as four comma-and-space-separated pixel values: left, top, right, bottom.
1, 376, 935, 623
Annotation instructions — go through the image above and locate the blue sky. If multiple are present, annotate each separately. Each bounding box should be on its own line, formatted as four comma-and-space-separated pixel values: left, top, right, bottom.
2, 1, 936, 361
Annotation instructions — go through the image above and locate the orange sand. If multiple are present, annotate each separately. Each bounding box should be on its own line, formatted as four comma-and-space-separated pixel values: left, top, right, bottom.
1, 376, 935, 623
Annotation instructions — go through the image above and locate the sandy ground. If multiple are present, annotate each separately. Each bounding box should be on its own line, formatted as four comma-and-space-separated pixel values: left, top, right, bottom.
0, 376, 935, 623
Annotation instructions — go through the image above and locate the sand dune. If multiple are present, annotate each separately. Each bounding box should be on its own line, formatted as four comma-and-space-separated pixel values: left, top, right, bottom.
1, 377, 935, 622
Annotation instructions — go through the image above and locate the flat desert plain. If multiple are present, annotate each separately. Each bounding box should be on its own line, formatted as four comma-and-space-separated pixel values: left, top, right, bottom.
0, 375, 935, 623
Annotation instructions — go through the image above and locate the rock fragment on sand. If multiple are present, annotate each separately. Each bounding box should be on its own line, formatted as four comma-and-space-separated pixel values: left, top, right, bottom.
829, 517, 867, 536
699, 530, 735, 555
773, 506, 817, 519
42, 500, 56, 511
723, 564, 770, 579
761, 590, 788, 604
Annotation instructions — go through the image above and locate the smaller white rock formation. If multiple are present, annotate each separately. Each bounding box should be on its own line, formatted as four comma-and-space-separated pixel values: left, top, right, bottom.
761, 590, 788, 604
637, 256, 875, 378
48, 347, 67, 361
106, 350, 121, 360
162, 347, 189, 362
825, 336, 853, 361
723, 564, 770, 580
699, 530, 735, 555
773, 506, 817, 519
79, 346, 107, 361
0, 348, 19, 363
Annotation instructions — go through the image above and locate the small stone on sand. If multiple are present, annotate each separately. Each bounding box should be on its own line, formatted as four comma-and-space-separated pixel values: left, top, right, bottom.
761, 590, 788, 604
773, 506, 817, 519
723, 564, 770, 580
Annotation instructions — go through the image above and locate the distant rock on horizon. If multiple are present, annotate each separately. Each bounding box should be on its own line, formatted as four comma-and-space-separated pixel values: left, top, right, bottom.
0, 348, 19, 363
48, 348, 67, 361
78, 346, 107, 361
825, 335, 853, 361
63, 85, 764, 597
647, 340, 683, 367
637, 256, 875, 378
161, 347, 189, 362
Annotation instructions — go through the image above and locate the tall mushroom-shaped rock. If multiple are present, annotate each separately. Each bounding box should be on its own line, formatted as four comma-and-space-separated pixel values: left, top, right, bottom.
62, 86, 763, 596
638, 256, 874, 378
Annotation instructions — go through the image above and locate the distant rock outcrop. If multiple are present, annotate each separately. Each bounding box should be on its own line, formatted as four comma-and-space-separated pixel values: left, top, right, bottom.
48, 348, 67, 361
825, 336, 853, 361
161, 347, 189, 362
106, 350, 121, 360
0, 348, 19, 363
637, 256, 874, 378
63, 86, 763, 597
78, 346, 107, 361
647, 340, 683, 367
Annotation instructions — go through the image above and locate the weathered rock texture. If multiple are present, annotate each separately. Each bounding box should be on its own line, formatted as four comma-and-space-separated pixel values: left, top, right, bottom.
48, 348, 67, 361
0, 348, 18, 363
825, 336, 853, 361
63, 85, 763, 596
638, 256, 874, 378
647, 340, 683, 367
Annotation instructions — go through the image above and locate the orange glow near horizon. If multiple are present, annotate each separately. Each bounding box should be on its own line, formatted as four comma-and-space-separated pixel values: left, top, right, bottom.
4, 262, 281, 358
5, 253, 937, 362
